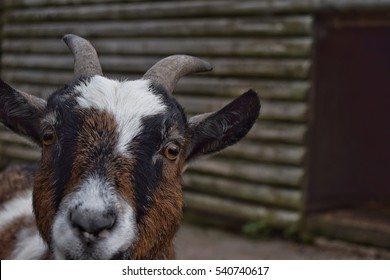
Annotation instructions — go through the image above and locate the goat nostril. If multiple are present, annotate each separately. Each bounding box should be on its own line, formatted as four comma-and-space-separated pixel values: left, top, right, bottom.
101, 213, 116, 232
70, 209, 116, 238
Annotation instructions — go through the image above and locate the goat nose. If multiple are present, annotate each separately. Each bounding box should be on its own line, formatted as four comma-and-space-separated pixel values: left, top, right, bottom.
70, 209, 116, 238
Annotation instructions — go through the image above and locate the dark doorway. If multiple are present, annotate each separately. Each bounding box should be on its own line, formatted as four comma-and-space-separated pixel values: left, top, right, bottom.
307, 13, 390, 247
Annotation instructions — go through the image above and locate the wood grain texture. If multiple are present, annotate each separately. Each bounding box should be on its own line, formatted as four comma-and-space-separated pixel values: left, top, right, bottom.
3, 38, 312, 58
5, 0, 389, 12
183, 173, 302, 209
184, 191, 300, 226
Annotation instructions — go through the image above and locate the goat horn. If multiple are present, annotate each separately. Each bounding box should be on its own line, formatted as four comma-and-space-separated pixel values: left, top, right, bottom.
63, 34, 103, 79
143, 55, 213, 94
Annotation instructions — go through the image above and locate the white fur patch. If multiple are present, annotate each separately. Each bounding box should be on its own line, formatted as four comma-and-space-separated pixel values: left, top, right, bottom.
76, 76, 167, 155
0, 191, 33, 229
0, 191, 47, 259
10, 229, 48, 260
72, 175, 110, 214
52, 174, 137, 259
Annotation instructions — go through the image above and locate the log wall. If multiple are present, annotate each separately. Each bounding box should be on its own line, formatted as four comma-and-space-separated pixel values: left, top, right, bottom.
0, 0, 317, 230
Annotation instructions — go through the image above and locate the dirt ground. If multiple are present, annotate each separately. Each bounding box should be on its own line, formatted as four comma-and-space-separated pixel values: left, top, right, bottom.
174, 223, 390, 260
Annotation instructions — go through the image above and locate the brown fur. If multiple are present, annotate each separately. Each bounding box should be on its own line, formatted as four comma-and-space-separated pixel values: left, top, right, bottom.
70, 110, 137, 208
131, 152, 185, 259
34, 110, 139, 247
0, 165, 35, 204
131, 181, 183, 259
33, 166, 56, 244
0, 216, 35, 259
0, 165, 48, 259
2, 117, 186, 259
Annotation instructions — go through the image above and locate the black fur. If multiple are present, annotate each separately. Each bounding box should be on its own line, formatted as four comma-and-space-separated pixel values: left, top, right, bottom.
187, 89, 260, 161
45, 85, 85, 209
0, 79, 45, 144
129, 85, 187, 221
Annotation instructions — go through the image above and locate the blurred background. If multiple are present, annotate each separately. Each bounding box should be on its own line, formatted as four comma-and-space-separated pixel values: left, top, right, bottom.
0, 0, 389, 258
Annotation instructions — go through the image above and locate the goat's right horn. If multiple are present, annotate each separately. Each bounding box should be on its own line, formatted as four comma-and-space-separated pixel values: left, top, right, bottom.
63, 34, 103, 80
143, 55, 213, 94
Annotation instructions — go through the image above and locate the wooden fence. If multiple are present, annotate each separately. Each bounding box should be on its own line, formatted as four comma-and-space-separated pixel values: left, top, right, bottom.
0, 0, 318, 231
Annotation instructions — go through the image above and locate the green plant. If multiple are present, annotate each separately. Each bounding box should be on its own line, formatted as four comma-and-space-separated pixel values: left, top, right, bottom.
242, 221, 272, 238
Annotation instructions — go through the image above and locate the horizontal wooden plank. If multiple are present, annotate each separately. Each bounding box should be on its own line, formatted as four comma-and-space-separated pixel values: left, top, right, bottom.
2, 37, 313, 58
178, 96, 308, 122
0, 144, 41, 162
188, 157, 304, 187
247, 121, 307, 144
7, 0, 390, 16
307, 211, 390, 249
3, 0, 312, 17
2, 16, 312, 38
183, 173, 302, 209
3, 0, 143, 8
4, 0, 309, 19
0, 129, 33, 146
2, 55, 310, 79
259, 100, 308, 122
1, 69, 73, 86
2, 54, 73, 70
177, 77, 310, 100
0, 126, 39, 162
221, 140, 305, 165
183, 191, 299, 227
207, 57, 310, 79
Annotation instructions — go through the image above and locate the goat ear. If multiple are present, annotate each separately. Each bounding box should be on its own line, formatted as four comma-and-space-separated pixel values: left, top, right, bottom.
0, 79, 46, 145
186, 90, 260, 162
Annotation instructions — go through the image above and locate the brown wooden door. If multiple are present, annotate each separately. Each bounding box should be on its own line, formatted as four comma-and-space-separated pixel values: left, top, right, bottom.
308, 14, 390, 211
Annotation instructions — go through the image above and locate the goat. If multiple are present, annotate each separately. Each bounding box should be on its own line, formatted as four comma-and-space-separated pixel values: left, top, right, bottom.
0, 34, 260, 259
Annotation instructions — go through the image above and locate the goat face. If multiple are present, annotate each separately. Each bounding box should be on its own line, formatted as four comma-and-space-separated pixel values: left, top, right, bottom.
0, 35, 260, 259
36, 77, 187, 259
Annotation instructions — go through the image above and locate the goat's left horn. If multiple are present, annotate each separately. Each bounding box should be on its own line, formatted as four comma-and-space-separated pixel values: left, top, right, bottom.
63, 34, 103, 79
143, 55, 212, 94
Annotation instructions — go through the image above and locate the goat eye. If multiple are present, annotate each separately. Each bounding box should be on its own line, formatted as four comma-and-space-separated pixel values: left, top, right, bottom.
163, 142, 181, 161
42, 131, 56, 146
